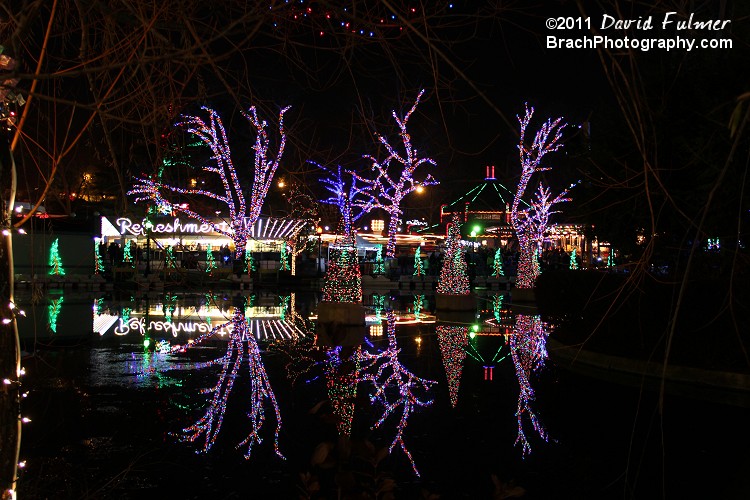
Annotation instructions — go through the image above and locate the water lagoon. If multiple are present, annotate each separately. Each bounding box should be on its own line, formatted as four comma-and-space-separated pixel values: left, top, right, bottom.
15, 290, 750, 499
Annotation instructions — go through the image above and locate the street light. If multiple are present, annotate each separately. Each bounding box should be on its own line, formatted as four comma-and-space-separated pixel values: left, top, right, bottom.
316, 226, 323, 274
144, 216, 154, 277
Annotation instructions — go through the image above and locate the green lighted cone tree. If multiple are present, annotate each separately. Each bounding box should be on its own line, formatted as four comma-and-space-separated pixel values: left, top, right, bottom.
493, 248, 505, 277
48, 238, 65, 276
437, 214, 470, 295
413, 246, 423, 276
569, 248, 578, 270
205, 244, 216, 273
122, 240, 133, 267
279, 244, 290, 271
373, 244, 386, 275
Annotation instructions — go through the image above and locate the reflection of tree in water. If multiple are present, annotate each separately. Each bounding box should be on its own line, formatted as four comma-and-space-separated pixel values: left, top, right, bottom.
436, 324, 468, 408
171, 304, 284, 459
508, 313, 550, 456
357, 311, 437, 476
280, 310, 436, 476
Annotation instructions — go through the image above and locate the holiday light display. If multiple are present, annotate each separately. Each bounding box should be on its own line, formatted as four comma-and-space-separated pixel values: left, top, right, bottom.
94, 240, 105, 274
508, 313, 550, 456
493, 248, 504, 277
245, 251, 255, 273
173, 306, 284, 459
122, 240, 133, 266
412, 294, 424, 319
357, 311, 437, 476
510, 104, 572, 289
493, 293, 504, 322
569, 248, 578, 270
318, 163, 374, 244
351, 90, 439, 257
436, 214, 470, 295
322, 245, 362, 303
279, 244, 290, 271
372, 293, 386, 321
465, 325, 507, 381
436, 324, 468, 407
166, 246, 177, 269
129, 105, 291, 260
47, 297, 63, 333
48, 238, 65, 276
413, 246, 423, 276
373, 244, 385, 275
607, 253, 614, 268
324, 346, 361, 437
205, 244, 216, 273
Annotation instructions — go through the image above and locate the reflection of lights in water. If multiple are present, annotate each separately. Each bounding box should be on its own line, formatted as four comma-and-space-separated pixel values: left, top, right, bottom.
48, 296, 63, 333
93, 300, 307, 341
173, 308, 285, 459
508, 313, 550, 456
358, 312, 436, 476
369, 324, 383, 337
436, 325, 468, 408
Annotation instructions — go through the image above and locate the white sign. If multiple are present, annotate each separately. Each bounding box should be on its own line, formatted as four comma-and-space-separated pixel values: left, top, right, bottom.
116, 217, 231, 236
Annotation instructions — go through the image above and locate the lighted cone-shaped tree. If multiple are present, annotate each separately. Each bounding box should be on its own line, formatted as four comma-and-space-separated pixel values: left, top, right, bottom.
511, 104, 573, 290
436, 324, 468, 408
569, 248, 578, 270
321, 246, 362, 303
437, 214, 470, 295
493, 248, 504, 277
172, 305, 284, 459
373, 244, 386, 275
508, 313, 550, 456
413, 246, 423, 276
48, 238, 65, 276
129, 105, 290, 261
352, 90, 439, 258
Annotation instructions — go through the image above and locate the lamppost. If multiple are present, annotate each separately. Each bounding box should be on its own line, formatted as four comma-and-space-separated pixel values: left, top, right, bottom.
316, 226, 323, 274
144, 216, 154, 277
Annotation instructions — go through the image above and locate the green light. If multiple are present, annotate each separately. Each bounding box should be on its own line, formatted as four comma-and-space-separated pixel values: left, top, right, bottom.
472, 225, 481, 234
469, 331, 476, 339
472, 324, 479, 332
143, 338, 150, 348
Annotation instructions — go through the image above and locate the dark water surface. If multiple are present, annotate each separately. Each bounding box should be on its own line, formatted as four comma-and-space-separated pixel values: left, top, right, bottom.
15, 291, 750, 499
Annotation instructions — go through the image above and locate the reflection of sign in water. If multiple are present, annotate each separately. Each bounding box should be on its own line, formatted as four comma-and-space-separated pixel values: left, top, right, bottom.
114, 317, 229, 337
101, 315, 306, 341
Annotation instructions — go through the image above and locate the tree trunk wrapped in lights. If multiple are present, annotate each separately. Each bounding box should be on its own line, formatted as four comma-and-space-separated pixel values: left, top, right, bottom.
129, 105, 291, 261
511, 104, 573, 290
351, 90, 439, 258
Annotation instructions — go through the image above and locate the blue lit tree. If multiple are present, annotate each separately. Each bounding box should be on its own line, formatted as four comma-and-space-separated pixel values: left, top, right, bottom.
317, 163, 375, 245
